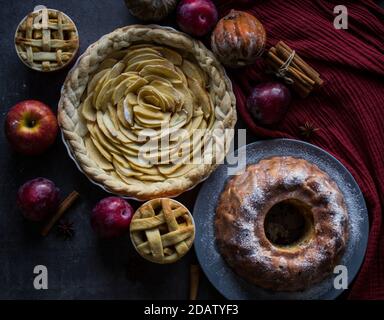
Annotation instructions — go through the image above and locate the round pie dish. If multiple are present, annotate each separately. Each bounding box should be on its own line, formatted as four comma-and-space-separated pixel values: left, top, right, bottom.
14, 5, 79, 72
58, 25, 236, 200
130, 198, 195, 264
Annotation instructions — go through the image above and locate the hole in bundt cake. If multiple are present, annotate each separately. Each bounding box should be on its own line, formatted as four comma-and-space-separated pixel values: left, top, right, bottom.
264, 199, 314, 247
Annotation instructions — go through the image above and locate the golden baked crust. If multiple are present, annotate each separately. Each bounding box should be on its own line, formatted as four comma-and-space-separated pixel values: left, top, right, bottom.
58, 25, 236, 200
130, 198, 195, 264
215, 156, 349, 292
15, 7, 79, 72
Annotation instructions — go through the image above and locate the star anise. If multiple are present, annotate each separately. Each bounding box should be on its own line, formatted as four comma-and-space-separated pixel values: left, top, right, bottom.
57, 220, 75, 239
299, 121, 319, 138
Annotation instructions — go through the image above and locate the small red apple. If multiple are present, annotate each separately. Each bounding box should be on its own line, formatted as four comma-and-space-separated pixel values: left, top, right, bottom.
247, 82, 292, 125
17, 178, 60, 222
177, 0, 218, 37
4, 100, 58, 155
91, 197, 134, 238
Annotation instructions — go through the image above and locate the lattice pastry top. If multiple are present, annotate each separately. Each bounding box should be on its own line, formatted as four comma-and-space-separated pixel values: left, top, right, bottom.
15, 6, 79, 72
130, 198, 195, 264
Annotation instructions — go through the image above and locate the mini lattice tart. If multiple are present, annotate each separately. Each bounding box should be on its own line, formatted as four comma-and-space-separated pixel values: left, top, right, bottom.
15, 6, 79, 72
59, 25, 236, 200
130, 198, 195, 264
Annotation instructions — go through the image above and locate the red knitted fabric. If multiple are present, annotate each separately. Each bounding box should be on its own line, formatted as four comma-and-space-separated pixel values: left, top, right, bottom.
215, 0, 384, 299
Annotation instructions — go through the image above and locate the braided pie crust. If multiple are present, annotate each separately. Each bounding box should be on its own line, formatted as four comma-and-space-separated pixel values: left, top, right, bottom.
58, 25, 236, 200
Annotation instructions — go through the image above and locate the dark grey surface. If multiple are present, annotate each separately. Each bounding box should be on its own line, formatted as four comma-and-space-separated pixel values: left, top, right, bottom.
194, 139, 369, 300
0, 0, 232, 300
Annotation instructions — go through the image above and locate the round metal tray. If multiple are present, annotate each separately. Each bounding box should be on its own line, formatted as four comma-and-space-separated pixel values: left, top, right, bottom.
194, 139, 369, 300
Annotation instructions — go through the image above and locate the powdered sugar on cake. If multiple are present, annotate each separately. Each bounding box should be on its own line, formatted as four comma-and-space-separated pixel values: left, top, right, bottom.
215, 156, 351, 292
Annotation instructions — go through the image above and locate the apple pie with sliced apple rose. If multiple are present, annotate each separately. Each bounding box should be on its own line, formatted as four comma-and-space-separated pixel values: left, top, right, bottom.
59, 25, 236, 200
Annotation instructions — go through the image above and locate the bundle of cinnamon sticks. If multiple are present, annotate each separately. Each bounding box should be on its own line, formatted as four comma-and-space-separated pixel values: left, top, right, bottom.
266, 41, 323, 98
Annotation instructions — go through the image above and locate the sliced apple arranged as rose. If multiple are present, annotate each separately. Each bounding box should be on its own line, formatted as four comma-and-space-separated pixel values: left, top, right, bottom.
5, 100, 58, 155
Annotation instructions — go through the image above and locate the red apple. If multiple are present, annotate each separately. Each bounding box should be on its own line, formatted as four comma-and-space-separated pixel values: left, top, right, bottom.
247, 82, 292, 125
91, 197, 134, 238
17, 178, 60, 222
4, 100, 58, 155
177, 0, 218, 37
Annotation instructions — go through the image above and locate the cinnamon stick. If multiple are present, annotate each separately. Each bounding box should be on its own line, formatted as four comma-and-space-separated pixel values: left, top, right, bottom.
265, 41, 323, 98
268, 48, 315, 88
267, 58, 311, 98
277, 41, 324, 87
277, 42, 318, 76
189, 264, 200, 300
41, 191, 80, 236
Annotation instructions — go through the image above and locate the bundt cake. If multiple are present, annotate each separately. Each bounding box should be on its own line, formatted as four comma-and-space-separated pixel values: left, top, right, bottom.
215, 156, 349, 291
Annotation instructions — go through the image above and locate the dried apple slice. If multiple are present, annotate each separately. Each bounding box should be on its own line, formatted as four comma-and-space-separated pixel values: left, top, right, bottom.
133, 105, 165, 120
117, 98, 130, 127
113, 143, 138, 157
173, 84, 193, 121
127, 53, 163, 65
88, 69, 109, 96
151, 81, 182, 112
155, 46, 183, 66
143, 74, 173, 86
95, 112, 119, 143
138, 86, 168, 111
90, 135, 112, 162
89, 124, 121, 154
95, 79, 113, 111
107, 104, 119, 128
109, 73, 131, 90
166, 164, 195, 178
92, 70, 110, 107
158, 161, 185, 176
139, 65, 182, 84
135, 117, 164, 128
125, 154, 153, 168
125, 78, 148, 95
80, 92, 96, 122
111, 152, 128, 167
122, 141, 142, 153
112, 78, 132, 104
113, 160, 143, 177
174, 66, 188, 84
122, 47, 161, 63
190, 113, 204, 131
181, 59, 206, 86
124, 99, 134, 127
100, 112, 118, 138
135, 113, 171, 128
118, 122, 138, 141
126, 58, 173, 73
116, 172, 147, 186
97, 58, 119, 71
129, 162, 161, 176
109, 61, 126, 78
188, 78, 212, 119
84, 135, 113, 170
102, 112, 132, 144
